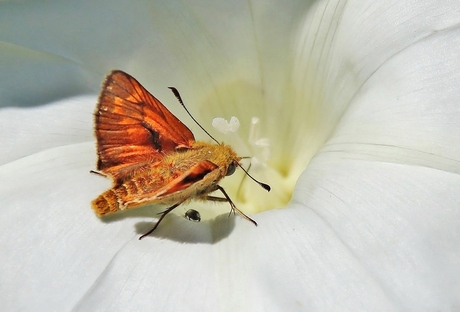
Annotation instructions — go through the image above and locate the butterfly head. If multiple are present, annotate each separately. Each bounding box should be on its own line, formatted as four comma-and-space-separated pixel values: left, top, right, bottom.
206, 142, 270, 191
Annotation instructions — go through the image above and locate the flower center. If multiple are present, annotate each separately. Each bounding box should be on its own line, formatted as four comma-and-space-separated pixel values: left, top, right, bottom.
209, 115, 290, 215
182, 80, 319, 221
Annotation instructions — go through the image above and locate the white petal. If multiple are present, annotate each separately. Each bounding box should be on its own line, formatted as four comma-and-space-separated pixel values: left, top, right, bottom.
1, 0, 460, 311
1, 95, 94, 165
291, 159, 460, 310
320, 8, 460, 171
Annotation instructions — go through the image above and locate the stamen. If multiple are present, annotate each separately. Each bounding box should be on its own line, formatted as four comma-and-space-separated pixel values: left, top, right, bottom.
255, 138, 270, 147
248, 117, 260, 143
246, 117, 271, 166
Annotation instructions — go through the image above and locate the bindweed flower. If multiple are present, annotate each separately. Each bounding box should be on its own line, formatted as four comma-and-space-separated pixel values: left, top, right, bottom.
1, 0, 460, 311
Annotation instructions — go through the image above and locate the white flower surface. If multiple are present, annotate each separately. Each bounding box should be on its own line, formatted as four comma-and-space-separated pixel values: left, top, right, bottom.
1, 0, 460, 311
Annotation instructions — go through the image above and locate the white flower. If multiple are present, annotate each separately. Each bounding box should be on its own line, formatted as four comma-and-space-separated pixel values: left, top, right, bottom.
1, 0, 460, 311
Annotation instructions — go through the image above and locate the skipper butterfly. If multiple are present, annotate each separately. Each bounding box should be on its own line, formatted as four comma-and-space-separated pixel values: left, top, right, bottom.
91, 70, 270, 239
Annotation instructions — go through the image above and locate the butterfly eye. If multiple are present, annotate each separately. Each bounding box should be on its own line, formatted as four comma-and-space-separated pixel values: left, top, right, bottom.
226, 162, 236, 176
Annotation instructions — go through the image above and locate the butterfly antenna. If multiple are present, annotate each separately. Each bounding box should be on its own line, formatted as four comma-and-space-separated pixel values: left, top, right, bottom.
236, 162, 250, 197
236, 162, 271, 192
169, 87, 219, 144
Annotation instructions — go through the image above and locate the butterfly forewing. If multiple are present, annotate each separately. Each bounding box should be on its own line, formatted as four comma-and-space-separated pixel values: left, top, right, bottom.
95, 70, 195, 180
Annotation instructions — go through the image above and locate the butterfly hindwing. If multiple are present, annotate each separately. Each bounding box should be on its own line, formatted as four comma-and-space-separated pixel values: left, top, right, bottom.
95, 70, 195, 181
120, 160, 219, 208
155, 160, 219, 197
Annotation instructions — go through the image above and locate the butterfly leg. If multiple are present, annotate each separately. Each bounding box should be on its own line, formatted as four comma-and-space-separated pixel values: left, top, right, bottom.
205, 196, 227, 202
207, 186, 258, 227
139, 202, 182, 240
90, 170, 107, 177
206, 195, 236, 217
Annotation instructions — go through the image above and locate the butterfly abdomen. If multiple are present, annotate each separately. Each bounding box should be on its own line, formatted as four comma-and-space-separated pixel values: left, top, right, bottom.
91, 188, 120, 216
92, 175, 167, 216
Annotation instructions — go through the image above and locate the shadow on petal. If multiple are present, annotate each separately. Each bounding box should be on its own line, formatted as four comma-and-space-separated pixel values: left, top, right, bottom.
134, 213, 236, 244
97, 205, 236, 243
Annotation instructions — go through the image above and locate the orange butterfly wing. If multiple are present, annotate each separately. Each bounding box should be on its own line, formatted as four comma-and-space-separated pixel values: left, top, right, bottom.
121, 160, 219, 208
94, 70, 195, 182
